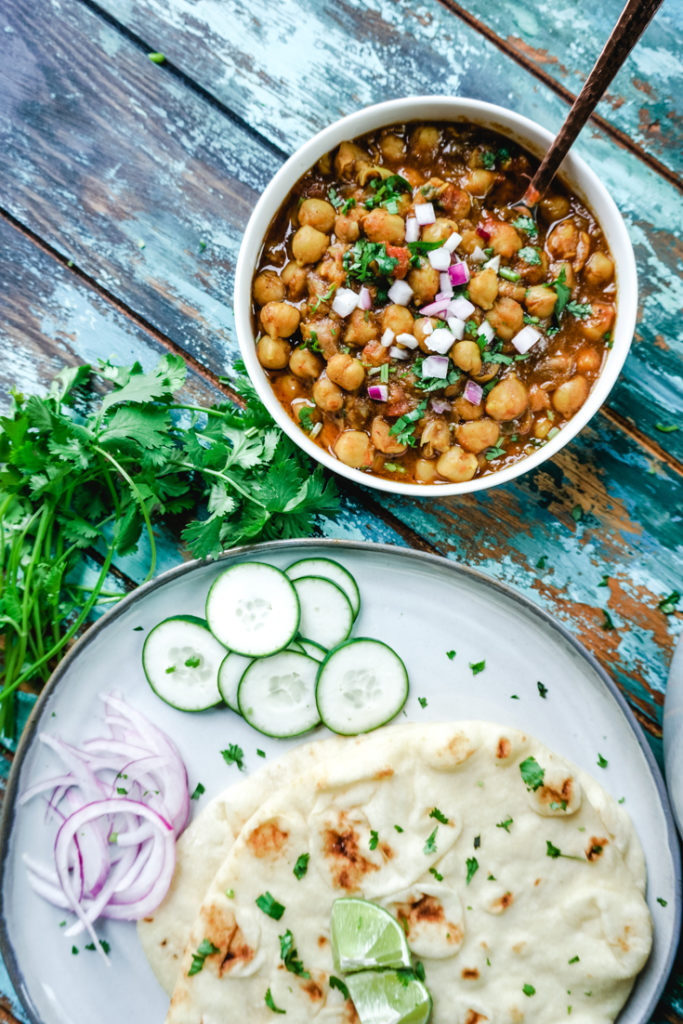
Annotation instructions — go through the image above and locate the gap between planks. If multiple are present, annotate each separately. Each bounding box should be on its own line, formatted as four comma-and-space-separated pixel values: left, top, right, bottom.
438, 0, 683, 195
3, 204, 681, 477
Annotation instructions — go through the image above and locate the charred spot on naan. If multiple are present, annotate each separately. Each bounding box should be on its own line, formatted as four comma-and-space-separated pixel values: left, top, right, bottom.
246, 819, 289, 858
496, 736, 512, 760
462, 967, 480, 980
395, 895, 463, 950
301, 976, 324, 1001
586, 836, 608, 861
199, 905, 254, 975
322, 816, 380, 891
465, 1012, 489, 1024
527, 764, 582, 816
426, 731, 476, 770
489, 891, 514, 914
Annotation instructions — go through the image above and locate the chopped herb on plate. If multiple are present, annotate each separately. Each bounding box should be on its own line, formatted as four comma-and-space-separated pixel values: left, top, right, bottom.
256, 892, 286, 920
221, 744, 245, 771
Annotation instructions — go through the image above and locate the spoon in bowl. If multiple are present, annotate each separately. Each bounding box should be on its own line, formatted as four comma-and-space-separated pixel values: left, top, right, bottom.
520, 0, 664, 210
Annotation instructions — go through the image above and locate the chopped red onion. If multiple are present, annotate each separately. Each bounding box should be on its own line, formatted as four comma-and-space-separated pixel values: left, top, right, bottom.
443, 231, 462, 254
424, 328, 455, 355
430, 397, 451, 414
405, 216, 419, 243
484, 254, 501, 273
439, 273, 454, 297
368, 384, 389, 401
421, 355, 449, 379
448, 297, 475, 320
427, 247, 451, 271
389, 345, 409, 360
358, 286, 372, 310
395, 332, 418, 349
471, 245, 487, 263
448, 262, 470, 286
415, 202, 435, 226
387, 280, 413, 306
511, 325, 542, 354
477, 224, 491, 241
434, 290, 453, 303
419, 298, 451, 317
447, 316, 466, 340
380, 327, 395, 348
421, 319, 434, 336
332, 287, 360, 317
477, 320, 495, 344
464, 380, 484, 405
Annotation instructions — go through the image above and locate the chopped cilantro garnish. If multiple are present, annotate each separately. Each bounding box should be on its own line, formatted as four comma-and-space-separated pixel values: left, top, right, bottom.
414, 357, 461, 392
265, 987, 286, 1013
481, 150, 496, 169
496, 817, 513, 832
188, 938, 220, 976
537, 554, 548, 569
226, 888, 235, 898
523, 313, 540, 324
341, 197, 356, 215
364, 174, 412, 212
389, 400, 428, 446
520, 756, 545, 791
599, 575, 610, 589
602, 609, 615, 631
473, 835, 481, 849
499, 267, 521, 282
465, 856, 479, 885
484, 445, 506, 461
424, 827, 438, 855
311, 283, 337, 313
221, 744, 245, 771
553, 266, 571, 319
546, 840, 582, 861
518, 246, 542, 265
512, 216, 538, 237
293, 853, 310, 880
566, 301, 592, 319
571, 504, 583, 522
328, 187, 343, 209
256, 892, 285, 920
597, 753, 608, 768
165, 665, 176, 674
469, 660, 486, 675
658, 591, 680, 614
394, 824, 404, 833
329, 975, 350, 999
549, 800, 568, 811
537, 680, 548, 699
302, 329, 322, 353
523, 983, 536, 997
344, 239, 397, 282
257, 748, 266, 758
279, 929, 310, 978
116, 787, 127, 795
369, 830, 379, 851
657, 897, 668, 907
190, 782, 205, 800
184, 654, 201, 668
429, 866, 444, 881
446, 649, 456, 660
298, 406, 315, 432
568, 955, 580, 964
417, 696, 428, 708
429, 807, 450, 825
71, 945, 79, 954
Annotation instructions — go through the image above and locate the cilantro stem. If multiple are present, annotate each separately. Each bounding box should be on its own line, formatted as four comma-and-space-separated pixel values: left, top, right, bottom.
175, 462, 268, 509
92, 446, 157, 581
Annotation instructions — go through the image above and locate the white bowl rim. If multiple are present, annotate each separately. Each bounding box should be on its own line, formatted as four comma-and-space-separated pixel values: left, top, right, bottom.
234, 95, 637, 498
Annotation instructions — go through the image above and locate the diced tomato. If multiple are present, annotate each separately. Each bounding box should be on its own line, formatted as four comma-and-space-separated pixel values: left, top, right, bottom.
385, 245, 410, 280
386, 385, 412, 418
362, 341, 390, 366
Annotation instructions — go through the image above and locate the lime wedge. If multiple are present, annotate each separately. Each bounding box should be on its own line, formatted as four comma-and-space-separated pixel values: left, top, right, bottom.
331, 898, 411, 972
346, 970, 432, 1024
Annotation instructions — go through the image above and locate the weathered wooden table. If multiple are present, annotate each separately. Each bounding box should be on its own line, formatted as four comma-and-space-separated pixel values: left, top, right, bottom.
1, 0, 681, 1019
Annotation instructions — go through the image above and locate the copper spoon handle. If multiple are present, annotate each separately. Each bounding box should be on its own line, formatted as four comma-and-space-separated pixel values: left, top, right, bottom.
522, 0, 664, 207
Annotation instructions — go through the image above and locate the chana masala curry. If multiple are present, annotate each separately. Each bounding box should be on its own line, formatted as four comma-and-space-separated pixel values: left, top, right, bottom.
251, 122, 616, 485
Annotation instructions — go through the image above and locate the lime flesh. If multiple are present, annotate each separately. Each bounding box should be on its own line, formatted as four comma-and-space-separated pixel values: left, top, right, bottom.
346, 970, 433, 1024
331, 898, 411, 973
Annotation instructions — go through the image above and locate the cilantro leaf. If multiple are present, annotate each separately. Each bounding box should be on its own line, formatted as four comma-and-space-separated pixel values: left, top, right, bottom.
293, 853, 310, 880
465, 856, 479, 884
597, 753, 608, 768
658, 591, 680, 614
344, 239, 397, 282
278, 929, 310, 978
429, 807, 450, 825
221, 745, 245, 771
389, 401, 428, 446
423, 827, 438, 855
329, 975, 350, 999
523, 983, 536, 997
512, 216, 538, 237
369, 830, 379, 851
469, 660, 486, 675
188, 938, 220, 976
364, 174, 412, 211
518, 246, 541, 265
566, 301, 593, 319
496, 817, 513, 832
553, 267, 571, 319
256, 892, 285, 920
265, 988, 286, 1014
520, 756, 545, 791
537, 680, 548, 699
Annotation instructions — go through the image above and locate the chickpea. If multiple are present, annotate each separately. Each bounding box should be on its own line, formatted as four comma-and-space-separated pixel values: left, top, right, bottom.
382, 304, 414, 336
584, 251, 614, 287
335, 141, 369, 180
312, 376, 344, 412
300, 318, 338, 359
421, 418, 450, 457
468, 267, 498, 310
436, 445, 478, 482
292, 225, 329, 265
327, 353, 365, 391
497, 280, 526, 302
539, 194, 570, 223
289, 346, 323, 379
547, 220, 579, 260
415, 459, 437, 484
572, 231, 591, 272
580, 302, 615, 342
362, 209, 406, 245
362, 340, 390, 366
293, 400, 319, 428
457, 418, 500, 454
334, 430, 373, 468
451, 340, 482, 375
486, 297, 524, 341
357, 164, 389, 188
528, 383, 551, 412
414, 317, 438, 349
576, 347, 601, 374
281, 261, 307, 300
371, 416, 406, 455
518, 250, 549, 285
439, 183, 471, 220
273, 373, 303, 404
380, 133, 406, 162
299, 197, 336, 234
422, 218, 459, 244
471, 362, 501, 385
453, 396, 484, 420
257, 335, 291, 370
462, 169, 496, 196
260, 301, 300, 339
525, 284, 557, 320
552, 375, 589, 417
485, 376, 529, 421
407, 263, 440, 306
458, 229, 483, 255
410, 125, 439, 162
549, 260, 576, 291
534, 417, 553, 440
488, 220, 523, 258
334, 212, 360, 243
253, 269, 285, 306
344, 308, 378, 347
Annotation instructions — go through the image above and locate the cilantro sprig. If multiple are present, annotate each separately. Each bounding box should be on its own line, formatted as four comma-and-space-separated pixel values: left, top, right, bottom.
389, 401, 428, 446
364, 174, 412, 214
0, 357, 339, 738
344, 239, 397, 282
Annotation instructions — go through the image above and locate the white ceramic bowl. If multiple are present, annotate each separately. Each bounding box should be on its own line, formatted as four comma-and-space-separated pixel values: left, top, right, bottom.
234, 96, 637, 497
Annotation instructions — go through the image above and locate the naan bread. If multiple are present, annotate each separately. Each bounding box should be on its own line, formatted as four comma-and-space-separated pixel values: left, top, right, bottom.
156, 723, 653, 1024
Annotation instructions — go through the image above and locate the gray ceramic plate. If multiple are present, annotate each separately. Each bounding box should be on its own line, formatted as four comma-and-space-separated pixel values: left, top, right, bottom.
0, 540, 680, 1024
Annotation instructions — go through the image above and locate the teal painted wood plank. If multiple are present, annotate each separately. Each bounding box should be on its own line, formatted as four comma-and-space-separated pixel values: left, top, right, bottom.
0, 0, 681, 460
454, 0, 682, 179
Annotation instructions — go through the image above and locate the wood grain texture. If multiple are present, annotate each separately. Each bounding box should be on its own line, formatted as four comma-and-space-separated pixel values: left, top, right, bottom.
0, 0, 681, 461
449, 0, 682, 179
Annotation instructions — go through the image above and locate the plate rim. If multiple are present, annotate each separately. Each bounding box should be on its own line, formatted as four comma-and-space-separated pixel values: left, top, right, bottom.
1, 537, 680, 1024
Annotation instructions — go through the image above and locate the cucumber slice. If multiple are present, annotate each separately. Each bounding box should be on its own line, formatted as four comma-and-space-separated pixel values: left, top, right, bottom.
142, 615, 225, 711
298, 638, 327, 662
217, 652, 252, 712
206, 562, 299, 657
237, 651, 320, 738
286, 557, 360, 619
291, 577, 354, 650
316, 638, 409, 735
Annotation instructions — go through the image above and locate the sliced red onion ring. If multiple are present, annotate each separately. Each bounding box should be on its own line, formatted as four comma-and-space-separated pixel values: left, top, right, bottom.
448, 262, 470, 286
464, 380, 484, 405
368, 384, 388, 402
419, 298, 451, 317
448, 297, 475, 320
